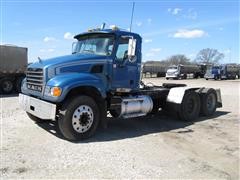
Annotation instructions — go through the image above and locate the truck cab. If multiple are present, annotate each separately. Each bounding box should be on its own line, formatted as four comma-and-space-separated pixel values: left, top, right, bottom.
165, 65, 180, 79
19, 27, 222, 141
204, 65, 221, 80
21, 29, 141, 102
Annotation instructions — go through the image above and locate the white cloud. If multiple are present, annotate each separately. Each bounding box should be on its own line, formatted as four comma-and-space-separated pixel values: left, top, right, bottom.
150, 48, 162, 52
64, 32, 74, 40
184, 8, 197, 20
147, 18, 152, 24
173, 29, 207, 38
168, 8, 197, 20
145, 48, 162, 58
223, 49, 231, 54
144, 39, 153, 43
168, 8, 182, 15
43, 37, 56, 42
219, 27, 224, 31
146, 53, 155, 57
172, 8, 182, 15
188, 53, 196, 59
136, 22, 142, 27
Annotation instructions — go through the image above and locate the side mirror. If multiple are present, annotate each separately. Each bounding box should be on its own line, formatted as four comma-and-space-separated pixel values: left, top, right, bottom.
72, 42, 77, 54
128, 38, 136, 57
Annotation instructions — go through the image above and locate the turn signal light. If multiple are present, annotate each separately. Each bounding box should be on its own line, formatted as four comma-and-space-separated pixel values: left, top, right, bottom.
51, 87, 62, 97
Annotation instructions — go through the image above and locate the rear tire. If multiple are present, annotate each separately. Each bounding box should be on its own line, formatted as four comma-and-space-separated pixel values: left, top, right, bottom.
58, 95, 100, 141
178, 91, 200, 121
27, 112, 44, 123
0, 79, 14, 94
200, 89, 217, 116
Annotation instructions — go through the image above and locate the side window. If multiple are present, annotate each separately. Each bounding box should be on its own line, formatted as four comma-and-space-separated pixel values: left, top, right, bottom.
116, 37, 129, 62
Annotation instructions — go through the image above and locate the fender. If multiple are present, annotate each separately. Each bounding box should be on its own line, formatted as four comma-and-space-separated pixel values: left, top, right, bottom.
44, 73, 107, 102
166, 87, 199, 104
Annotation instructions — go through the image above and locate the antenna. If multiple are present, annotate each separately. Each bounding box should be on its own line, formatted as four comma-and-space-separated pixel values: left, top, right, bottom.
129, 2, 135, 32
101, 23, 106, 30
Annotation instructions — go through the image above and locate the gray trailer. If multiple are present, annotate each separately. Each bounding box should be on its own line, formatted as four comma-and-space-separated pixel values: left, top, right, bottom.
142, 62, 167, 77
0, 45, 28, 93
220, 64, 240, 80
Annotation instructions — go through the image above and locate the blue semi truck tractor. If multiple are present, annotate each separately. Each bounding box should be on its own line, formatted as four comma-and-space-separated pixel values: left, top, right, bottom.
19, 27, 222, 141
205, 64, 239, 80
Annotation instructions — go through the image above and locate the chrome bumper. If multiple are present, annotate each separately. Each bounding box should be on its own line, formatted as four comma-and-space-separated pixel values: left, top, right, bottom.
19, 93, 56, 120
166, 74, 178, 78
204, 74, 214, 79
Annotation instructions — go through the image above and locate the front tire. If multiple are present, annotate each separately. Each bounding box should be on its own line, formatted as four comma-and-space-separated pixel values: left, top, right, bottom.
178, 91, 200, 121
58, 95, 100, 141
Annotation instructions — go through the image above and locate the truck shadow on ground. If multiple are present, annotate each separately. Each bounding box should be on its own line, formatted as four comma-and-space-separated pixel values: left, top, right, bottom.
36, 110, 230, 142
0, 93, 19, 98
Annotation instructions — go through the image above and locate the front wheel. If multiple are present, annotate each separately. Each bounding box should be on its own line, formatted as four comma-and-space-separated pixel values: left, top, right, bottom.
58, 95, 100, 141
178, 91, 200, 121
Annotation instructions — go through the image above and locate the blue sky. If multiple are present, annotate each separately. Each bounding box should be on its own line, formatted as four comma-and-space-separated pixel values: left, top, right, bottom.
1, 0, 239, 63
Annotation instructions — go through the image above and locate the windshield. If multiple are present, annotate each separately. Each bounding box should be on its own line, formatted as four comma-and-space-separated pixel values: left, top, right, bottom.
73, 34, 114, 56
168, 66, 178, 70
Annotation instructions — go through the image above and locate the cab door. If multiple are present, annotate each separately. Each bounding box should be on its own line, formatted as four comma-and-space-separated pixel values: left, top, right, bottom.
111, 36, 138, 91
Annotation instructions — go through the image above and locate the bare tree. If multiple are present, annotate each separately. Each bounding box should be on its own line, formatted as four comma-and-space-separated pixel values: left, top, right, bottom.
196, 48, 224, 64
165, 54, 191, 65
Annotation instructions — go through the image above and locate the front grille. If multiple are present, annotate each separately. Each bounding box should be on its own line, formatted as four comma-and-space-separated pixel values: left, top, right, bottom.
26, 68, 44, 92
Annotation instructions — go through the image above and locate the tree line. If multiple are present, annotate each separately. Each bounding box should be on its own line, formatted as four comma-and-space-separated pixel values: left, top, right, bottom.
146, 48, 225, 66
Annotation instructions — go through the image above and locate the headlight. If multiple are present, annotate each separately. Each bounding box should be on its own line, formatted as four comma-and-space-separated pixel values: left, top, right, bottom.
174, 72, 179, 75
45, 86, 62, 97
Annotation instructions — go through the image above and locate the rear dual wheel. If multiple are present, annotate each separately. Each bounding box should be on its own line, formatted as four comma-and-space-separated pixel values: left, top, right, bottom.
0, 79, 14, 94
200, 88, 217, 116
178, 91, 200, 121
178, 89, 218, 121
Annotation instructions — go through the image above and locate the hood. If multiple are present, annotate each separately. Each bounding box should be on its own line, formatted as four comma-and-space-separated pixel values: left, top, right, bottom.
28, 53, 106, 69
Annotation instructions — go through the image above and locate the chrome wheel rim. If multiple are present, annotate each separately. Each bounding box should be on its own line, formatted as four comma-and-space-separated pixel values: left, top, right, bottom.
72, 105, 94, 133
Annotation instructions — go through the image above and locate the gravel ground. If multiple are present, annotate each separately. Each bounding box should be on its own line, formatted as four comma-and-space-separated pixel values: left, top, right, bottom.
0, 78, 239, 179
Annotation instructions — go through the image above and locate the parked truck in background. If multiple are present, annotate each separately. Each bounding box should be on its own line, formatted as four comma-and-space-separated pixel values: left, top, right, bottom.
142, 62, 167, 77
204, 64, 240, 80
0, 45, 28, 94
165, 64, 203, 80
19, 27, 222, 141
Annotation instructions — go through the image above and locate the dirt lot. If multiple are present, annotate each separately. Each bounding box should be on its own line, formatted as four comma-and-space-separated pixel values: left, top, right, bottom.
0, 78, 239, 179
